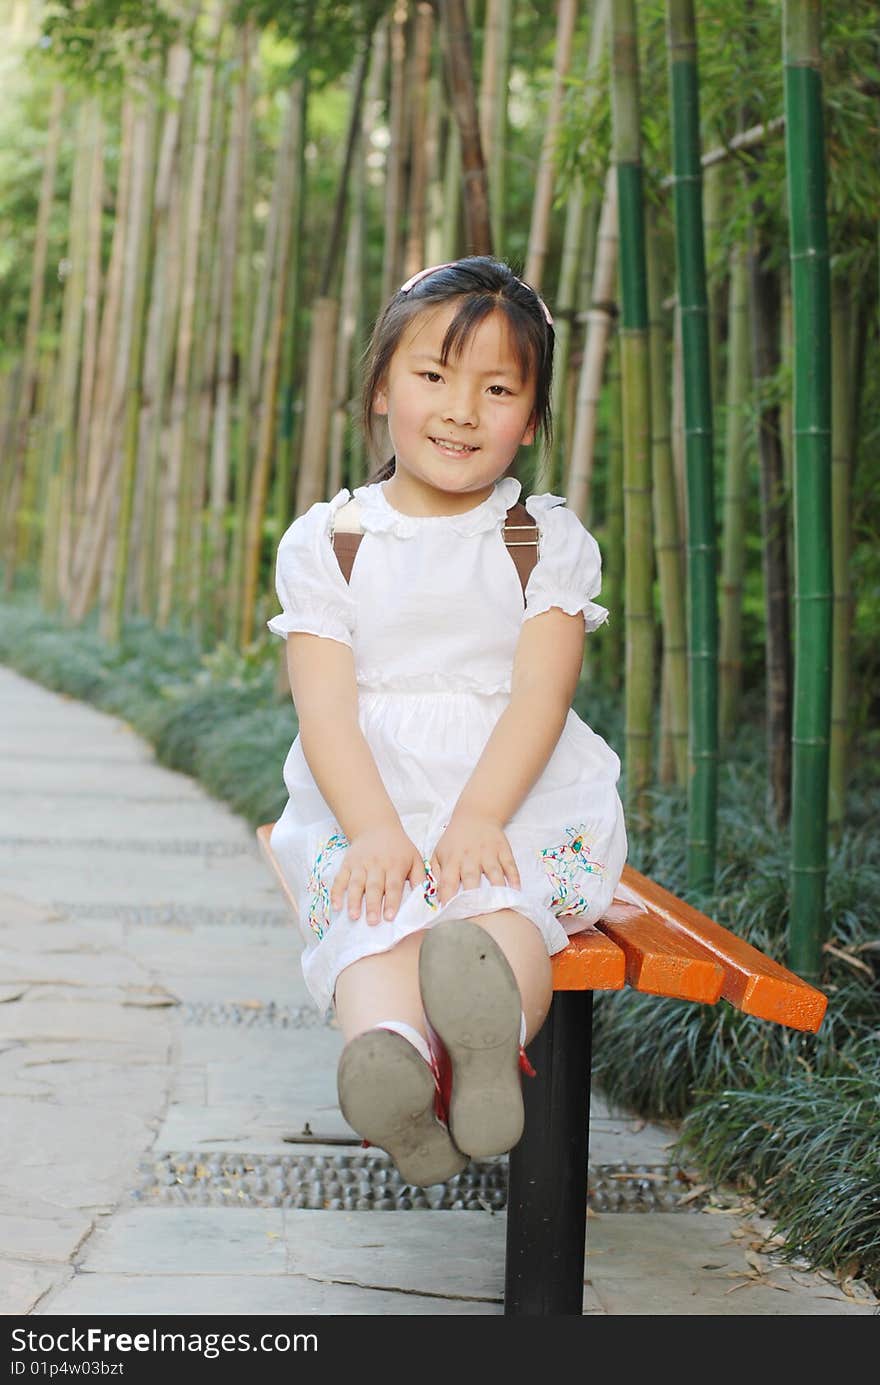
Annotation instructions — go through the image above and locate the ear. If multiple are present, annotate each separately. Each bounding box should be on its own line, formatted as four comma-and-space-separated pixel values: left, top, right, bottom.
373, 386, 388, 417
521, 412, 537, 446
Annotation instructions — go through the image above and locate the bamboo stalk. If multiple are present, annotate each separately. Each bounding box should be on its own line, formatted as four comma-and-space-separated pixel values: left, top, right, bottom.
524, 0, 578, 290
69, 95, 157, 626
550, 0, 609, 491
227, 15, 258, 645
382, 1, 409, 301
403, 1, 434, 277
748, 210, 792, 826
601, 324, 624, 693
611, 0, 654, 833
239, 83, 302, 647
827, 274, 854, 839
566, 166, 618, 521
3, 83, 64, 590
646, 204, 687, 788
783, 0, 833, 979
439, 0, 492, 255
271, 74, 309, 540
186, 60, 230, 639
207, 33, 248, 635
164, 5, 226, 631
718, 239, 751, 742
478, 0, 511, 253
75, 103, 105, 500
666, 0, 717, 891
52, 102, 93, 611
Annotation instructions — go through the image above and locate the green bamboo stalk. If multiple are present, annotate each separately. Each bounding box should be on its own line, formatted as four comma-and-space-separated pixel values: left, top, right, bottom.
783, 0, 832, 979
52, 102, 92, 613
827, 274, 854, 839
611, 0, 654, 832
601, 325, 624, 693
718, 239, 751, 741
665, 0, 717, 893
646, 204, 688, 788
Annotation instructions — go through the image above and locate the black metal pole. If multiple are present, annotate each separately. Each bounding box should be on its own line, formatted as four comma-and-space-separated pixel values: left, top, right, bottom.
504, 990, 593, 1315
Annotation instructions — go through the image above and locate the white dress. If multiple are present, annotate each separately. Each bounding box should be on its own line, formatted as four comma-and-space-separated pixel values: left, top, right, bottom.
267, 474, 627, 1016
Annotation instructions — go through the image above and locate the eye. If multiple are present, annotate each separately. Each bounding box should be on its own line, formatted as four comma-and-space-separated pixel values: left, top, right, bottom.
487, 384, 512, 397
421, 370, 443, 383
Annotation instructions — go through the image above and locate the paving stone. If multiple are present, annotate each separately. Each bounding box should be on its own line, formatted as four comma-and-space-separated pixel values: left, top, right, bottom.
0, 1258, 71, 1315
0, 1210, 94, 1263
76, 1207, 289, 1274
584, 1212, 879, 1315
0, 998, 174, 1049
36, 1272, 500, 1316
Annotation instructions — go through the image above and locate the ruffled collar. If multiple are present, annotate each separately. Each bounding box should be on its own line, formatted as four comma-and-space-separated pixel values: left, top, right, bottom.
351, 475, 523, 537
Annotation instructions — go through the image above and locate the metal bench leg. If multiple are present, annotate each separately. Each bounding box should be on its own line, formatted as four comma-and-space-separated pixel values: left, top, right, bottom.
504, 990, 593, 1316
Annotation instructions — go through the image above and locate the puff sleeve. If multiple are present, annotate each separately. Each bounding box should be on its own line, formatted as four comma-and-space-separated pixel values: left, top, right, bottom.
522, 493, 609, 632
266, 489, 356, 647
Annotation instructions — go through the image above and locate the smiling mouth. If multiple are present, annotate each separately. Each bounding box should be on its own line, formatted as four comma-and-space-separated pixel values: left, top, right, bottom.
430, 437, 478, 455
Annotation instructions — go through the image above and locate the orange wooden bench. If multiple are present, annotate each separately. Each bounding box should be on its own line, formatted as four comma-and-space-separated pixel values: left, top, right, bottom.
256, 822, 827, 1316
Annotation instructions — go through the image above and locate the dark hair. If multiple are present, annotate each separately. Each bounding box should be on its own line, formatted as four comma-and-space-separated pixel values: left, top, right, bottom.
361, 256, 554, 484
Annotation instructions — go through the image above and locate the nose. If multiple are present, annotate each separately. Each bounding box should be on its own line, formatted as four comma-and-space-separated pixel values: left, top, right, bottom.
442, 382, 479, 427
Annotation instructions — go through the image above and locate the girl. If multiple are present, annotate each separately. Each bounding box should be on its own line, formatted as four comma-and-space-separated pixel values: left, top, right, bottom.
267, 257, 627, 1187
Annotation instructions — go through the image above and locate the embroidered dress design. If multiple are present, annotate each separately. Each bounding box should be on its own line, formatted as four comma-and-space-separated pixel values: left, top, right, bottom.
539, 825, 606, 918
422, 858, 440, 910
306, 831, 350, 940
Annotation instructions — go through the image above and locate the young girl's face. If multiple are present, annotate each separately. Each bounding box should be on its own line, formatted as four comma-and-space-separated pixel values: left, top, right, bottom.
373, 302, 537, 514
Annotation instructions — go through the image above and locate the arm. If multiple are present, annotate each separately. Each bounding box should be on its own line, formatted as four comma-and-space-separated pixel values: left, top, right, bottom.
285, 633, 399, 838
285, 633, 425, 922
453, 606, 586, 825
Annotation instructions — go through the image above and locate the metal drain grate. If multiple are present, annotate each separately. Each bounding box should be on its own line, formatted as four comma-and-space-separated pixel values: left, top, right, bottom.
132, 1151, 711, 1213
180, 1000, 334, 1029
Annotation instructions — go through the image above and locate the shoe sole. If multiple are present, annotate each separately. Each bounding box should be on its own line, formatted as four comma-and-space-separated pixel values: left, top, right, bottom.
419, 920, 524, 1159
337, 1028, 467, 1187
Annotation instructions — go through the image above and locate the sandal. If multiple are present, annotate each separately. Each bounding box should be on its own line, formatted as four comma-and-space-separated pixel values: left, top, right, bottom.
337, 1027, 467, 1187
419, 919, 532, 1159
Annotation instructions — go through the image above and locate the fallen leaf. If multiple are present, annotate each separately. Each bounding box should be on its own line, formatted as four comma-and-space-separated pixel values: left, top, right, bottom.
677, 1183, 710, 1205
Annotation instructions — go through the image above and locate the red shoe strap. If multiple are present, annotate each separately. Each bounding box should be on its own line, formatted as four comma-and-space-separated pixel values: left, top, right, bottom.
519, 1046, 537, 1078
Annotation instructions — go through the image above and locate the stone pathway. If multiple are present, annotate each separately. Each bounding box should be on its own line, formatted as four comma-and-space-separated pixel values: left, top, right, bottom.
1, 664, 876, 1316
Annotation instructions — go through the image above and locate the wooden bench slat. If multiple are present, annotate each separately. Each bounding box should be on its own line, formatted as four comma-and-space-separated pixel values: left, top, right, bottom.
618, 865, 828, 1033
551, 929, 626, 991
596, 901, 725, 1003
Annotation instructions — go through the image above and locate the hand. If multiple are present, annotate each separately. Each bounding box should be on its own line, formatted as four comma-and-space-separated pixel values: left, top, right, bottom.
330, 822, 427, 926
430, 811, 521, 907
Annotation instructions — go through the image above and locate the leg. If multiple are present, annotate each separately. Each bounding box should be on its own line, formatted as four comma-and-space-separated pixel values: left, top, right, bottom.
333, 929, 428, 1041
333, 931, 466, 1186
418, 909, 552, 1159
467, 908, 553, 1041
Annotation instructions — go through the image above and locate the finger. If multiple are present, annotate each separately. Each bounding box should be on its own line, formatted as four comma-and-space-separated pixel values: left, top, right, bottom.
484, 862, 507, 886
502, 853, 521, 887
383, 874, 404, 921
346, 867, 366, 920
365, 870, 385, 925
330, 866, 350, 910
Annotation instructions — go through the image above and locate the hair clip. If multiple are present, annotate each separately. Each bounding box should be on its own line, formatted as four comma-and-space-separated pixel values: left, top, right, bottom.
399, 262, 554, 327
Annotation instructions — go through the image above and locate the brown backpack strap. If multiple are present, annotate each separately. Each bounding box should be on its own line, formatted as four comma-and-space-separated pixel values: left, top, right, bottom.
331, 500, 540, 599
331, 530, 362, 585
502, 501, 540, 599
